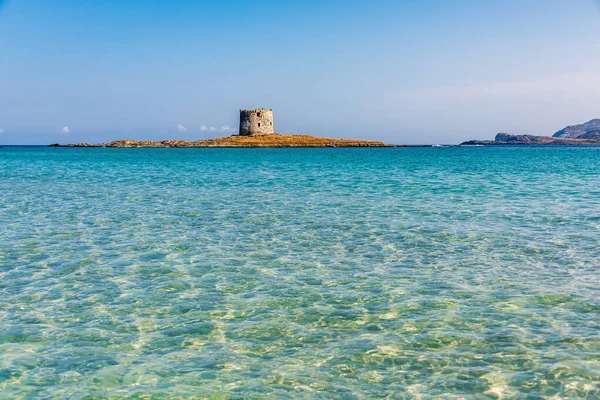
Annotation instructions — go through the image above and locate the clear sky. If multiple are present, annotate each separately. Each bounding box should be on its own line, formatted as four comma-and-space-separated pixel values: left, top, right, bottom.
1, 0, 600, 144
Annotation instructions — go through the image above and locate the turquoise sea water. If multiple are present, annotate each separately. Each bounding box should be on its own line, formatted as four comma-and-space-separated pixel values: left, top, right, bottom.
0, 146, 599, 398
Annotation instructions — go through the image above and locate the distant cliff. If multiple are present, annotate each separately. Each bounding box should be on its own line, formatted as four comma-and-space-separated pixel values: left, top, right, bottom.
553, 119, 600, 138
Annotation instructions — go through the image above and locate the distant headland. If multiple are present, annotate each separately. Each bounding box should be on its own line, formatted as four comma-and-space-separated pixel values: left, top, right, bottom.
49, 108, 397, 148
461, 119, 600, 146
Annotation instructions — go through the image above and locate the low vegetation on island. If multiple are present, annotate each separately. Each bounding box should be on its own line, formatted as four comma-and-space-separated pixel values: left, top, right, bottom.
50, 134, 396, 148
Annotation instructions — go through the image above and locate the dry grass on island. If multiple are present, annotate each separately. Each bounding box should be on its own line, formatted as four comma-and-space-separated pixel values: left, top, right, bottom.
51, 134, 397, 148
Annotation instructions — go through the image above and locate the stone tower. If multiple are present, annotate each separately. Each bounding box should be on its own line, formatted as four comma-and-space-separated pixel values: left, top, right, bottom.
239, 108, 274, 136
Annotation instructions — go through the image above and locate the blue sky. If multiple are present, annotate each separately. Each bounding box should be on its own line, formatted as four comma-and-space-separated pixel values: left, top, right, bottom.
1, 0, 600, 144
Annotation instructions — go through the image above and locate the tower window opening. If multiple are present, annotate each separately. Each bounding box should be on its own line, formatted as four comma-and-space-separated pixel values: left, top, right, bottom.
257, 113, 261, 117
258, 123, 261, 127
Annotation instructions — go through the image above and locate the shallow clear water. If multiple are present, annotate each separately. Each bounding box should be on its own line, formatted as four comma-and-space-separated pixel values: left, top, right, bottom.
1, 146, 599, 398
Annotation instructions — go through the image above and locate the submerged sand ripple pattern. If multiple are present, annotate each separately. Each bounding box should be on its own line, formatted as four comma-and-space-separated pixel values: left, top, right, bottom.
0, 146, 599, 398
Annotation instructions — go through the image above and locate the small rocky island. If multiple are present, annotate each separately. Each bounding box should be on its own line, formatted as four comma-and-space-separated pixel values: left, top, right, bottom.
461, 119, 600, 146
50, 134, 394, 148
50, 108, 396, 148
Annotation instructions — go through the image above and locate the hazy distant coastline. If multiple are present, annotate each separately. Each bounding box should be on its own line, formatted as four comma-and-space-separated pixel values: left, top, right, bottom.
461, 119, 600, 146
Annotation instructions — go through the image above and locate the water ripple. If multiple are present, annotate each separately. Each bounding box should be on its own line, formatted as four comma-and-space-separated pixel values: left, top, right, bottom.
0, 146, 599, 398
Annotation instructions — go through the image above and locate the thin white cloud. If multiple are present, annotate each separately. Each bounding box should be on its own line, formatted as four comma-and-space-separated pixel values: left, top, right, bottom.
199, 125, 237, 133
61, 126, 70, 134
0, 128, 4, 135
177, 124, 188, 133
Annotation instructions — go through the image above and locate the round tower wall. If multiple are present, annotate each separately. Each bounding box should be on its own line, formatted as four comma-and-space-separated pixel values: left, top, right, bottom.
239, 108, 274, 136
